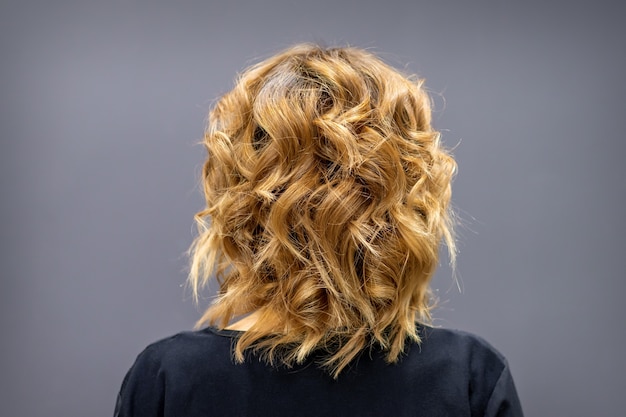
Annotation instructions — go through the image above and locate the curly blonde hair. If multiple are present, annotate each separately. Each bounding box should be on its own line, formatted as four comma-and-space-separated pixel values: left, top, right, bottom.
188, 44, 456, 378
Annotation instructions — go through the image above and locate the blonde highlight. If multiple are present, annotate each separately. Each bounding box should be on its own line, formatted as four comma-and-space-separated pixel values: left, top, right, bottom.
188, 44, 457, 378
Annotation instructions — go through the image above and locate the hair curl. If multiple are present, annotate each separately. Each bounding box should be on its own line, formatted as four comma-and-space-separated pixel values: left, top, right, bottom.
188, 44, 457, 378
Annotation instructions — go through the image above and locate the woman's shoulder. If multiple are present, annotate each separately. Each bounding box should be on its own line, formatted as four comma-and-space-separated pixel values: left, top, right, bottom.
133, 325, 508, 367
414, 326, 510, 379
125, 325, 513, 387
419, 326, 508, 359
129, 327, 235, 369
115, 328, 233, 417
116, 326, 523, 416
116, 329, 234, 400
412, 326, 522, 416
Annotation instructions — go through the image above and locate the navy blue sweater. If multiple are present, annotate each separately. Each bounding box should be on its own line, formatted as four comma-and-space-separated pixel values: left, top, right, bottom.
115, 326, 523, 416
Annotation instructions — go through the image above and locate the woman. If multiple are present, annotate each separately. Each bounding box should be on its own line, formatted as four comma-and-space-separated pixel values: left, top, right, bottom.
114, 44, 523, 416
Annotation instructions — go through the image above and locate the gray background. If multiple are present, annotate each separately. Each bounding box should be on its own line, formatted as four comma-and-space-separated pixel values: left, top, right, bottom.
1, 0, 624, 416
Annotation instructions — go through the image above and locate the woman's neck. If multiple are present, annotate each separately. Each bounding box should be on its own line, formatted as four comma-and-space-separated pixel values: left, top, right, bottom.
225, 311, 262, 331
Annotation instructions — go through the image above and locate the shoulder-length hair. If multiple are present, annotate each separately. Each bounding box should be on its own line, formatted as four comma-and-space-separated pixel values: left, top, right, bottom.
188, 44, 456, 378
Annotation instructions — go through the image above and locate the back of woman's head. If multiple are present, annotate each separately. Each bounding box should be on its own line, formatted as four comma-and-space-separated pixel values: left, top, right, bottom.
189, 44, 457, 377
